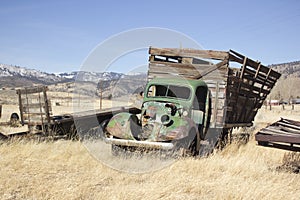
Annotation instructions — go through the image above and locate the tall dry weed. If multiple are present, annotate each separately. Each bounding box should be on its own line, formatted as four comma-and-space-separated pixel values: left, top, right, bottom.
277, 152, 300, 173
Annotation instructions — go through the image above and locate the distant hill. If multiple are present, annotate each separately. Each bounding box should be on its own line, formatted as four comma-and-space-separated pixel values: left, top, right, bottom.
268, 61, 300, 100
269, 61, 300, 78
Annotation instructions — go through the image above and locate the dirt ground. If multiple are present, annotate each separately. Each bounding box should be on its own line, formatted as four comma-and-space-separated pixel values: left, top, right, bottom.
0, 100, 300, 199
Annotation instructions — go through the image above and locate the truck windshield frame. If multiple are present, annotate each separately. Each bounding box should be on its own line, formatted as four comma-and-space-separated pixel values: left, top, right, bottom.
147, 84, 191, 100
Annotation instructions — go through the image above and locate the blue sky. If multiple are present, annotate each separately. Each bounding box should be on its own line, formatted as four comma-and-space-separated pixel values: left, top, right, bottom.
0, 0, 299, 73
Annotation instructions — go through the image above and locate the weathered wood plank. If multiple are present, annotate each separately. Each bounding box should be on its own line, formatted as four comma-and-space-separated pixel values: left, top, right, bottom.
243, 68, 276, 85
255, 133, 300, 144
229, 50, 281, 79
22, 103, 46, 109
149, 61, 229, 80
227, 85, 261, 98
193, 60, 229, 79
239, 82, 270, 95
261, 126, 300, 136
281, 118, 300, 126
150, 60, 214, 70
275, 121, 300, 131
149, 47, 229, 60
277, 125, 300, 135
241, 75, 274, 88
16, 86, 48, 95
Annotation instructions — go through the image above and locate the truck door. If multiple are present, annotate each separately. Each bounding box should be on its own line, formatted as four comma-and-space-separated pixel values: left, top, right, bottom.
192, 86, 208, 139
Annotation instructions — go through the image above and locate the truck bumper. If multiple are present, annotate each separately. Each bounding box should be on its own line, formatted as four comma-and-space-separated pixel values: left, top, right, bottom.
103, 137, 174, 150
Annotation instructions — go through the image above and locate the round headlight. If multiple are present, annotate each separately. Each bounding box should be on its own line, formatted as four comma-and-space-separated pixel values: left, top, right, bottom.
161, 114, 171, 125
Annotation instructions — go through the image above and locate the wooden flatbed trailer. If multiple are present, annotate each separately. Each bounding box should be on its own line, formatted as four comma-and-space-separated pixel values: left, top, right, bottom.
255, 118, 300, 152
13, 85, 140, 139
0, 106, 140, 140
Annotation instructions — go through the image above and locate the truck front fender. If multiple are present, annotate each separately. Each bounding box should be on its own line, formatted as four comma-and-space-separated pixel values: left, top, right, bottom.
161, 116, 198, 141
106, 112, 141, 140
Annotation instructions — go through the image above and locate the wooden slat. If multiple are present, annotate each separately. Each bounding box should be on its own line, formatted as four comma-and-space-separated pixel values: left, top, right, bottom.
261, 127, 300, 136
149, 47, 229, 60
149, 62, 202, 77
16, 86, 48, 95
239, 82, 270, 95
243, 68, 276, 86
22, 103, 46, 109
255, 133, 300, 144
193, 60, 229, 79
150, 60, 213, 71
149, 61, 228, 80
275, 121, 300, 131
227, 85, 260, 98
241, 75, 273, 88
281, 118, 300, 126
229, 50, 281, 79
23, 112, 47, 116
277, 125, 300, 135
148, 73, 197, 80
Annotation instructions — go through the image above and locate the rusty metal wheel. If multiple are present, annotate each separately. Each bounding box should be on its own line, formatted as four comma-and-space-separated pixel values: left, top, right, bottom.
49, 124, 65, 137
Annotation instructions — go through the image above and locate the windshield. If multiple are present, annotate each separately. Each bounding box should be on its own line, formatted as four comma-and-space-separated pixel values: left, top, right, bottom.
147, 84, 191, 100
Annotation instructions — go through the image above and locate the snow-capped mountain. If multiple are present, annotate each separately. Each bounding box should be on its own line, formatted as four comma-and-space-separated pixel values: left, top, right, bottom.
57, 71, 123, 82
0, 63, 135, 88
0, 64, 64, 83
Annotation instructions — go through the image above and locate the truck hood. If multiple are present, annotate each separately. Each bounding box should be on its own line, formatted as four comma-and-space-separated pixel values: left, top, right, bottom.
106, 101, 197, 142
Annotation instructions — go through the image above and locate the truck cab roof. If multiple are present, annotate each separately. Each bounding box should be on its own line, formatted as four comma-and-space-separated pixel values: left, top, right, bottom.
147, 77, 208, 89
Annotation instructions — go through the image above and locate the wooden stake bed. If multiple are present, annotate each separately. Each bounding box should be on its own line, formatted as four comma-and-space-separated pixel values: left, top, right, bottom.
148, 47, 281, 128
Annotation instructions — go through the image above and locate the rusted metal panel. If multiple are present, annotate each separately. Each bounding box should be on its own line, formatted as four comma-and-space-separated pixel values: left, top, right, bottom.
255, 118, 300, 151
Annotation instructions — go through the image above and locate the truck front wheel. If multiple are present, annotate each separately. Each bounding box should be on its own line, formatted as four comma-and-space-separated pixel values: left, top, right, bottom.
174, 128, 198, 157
187, 128, 199, 156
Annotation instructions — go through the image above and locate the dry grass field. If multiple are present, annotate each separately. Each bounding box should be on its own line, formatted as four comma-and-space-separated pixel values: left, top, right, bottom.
1, 96, 300, 199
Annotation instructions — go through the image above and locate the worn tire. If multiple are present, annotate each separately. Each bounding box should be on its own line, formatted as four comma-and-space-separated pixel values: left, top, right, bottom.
173, 128, 198, 157
50, 124, 65, 136
187, 128, 199, 156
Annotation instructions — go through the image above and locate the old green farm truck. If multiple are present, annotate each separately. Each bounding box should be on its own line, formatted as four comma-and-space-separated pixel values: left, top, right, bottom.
103, 47, 281, 156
